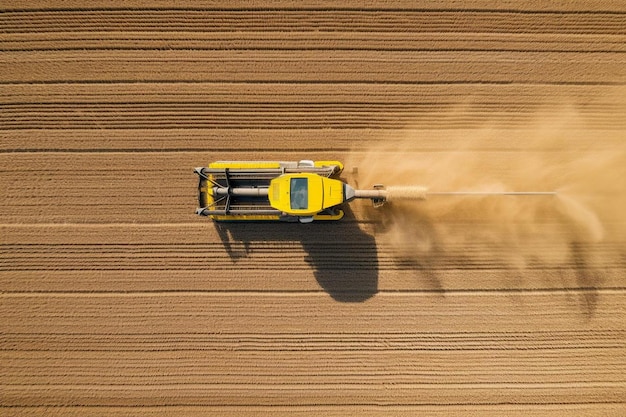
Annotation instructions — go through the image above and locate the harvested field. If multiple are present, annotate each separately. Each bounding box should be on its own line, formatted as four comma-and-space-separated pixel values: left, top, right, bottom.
1, 1, 625, 416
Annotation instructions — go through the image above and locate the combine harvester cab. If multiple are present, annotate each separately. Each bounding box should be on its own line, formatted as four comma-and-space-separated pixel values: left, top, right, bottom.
194, 160, 352, 223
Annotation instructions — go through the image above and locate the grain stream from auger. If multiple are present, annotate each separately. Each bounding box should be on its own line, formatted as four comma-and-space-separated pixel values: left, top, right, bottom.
349, 102, 626, 272
1, 2, 626, 416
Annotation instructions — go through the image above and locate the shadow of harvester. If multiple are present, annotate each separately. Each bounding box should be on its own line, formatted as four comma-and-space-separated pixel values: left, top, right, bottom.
214, 206, 378, 302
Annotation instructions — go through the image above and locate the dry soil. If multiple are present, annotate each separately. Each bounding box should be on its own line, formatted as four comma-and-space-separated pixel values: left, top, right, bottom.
1, 2, 625, 416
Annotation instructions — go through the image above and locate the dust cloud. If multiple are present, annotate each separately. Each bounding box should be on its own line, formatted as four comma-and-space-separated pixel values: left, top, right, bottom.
347, 101, 626, 270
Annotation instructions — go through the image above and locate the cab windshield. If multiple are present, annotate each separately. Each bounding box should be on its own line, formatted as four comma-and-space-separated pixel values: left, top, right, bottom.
290, 178, 308, 210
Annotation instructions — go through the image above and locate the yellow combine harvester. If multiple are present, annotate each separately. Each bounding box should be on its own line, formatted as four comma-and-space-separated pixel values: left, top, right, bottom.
194, 160, 386, 223
195, 160, 556, 223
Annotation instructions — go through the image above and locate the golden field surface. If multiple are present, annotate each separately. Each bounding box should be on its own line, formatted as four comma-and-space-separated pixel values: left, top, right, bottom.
1, 1, 625, 415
